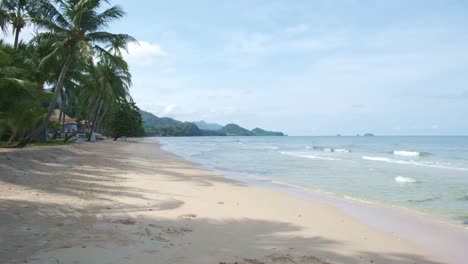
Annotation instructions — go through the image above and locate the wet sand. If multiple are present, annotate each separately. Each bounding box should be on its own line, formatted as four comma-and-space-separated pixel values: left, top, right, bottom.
0, 139, 459, 263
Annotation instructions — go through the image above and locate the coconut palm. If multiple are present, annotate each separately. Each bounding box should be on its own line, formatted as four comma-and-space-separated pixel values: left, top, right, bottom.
0, 41, 45, 145
0, 8, 8, 34
0, 0, 38, 49
87, 56, 131, 140
15, 0, 134, 147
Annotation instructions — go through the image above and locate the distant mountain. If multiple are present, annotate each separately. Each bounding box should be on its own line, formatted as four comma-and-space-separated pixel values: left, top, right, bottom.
219, 124, 254, 136
251, 128, 284, 136
139, 110, 181, 128
194, 120, 223, 131
363, 133, 375, 137
140, 110, 285, 137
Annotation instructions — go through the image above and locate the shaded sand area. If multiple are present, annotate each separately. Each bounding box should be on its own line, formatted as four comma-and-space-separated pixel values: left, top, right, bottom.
0, 140, 450, 263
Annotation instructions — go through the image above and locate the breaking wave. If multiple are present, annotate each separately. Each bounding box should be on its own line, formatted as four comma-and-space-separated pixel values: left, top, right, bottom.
362, 156, 468, 171
393, 150, 432, 157
280, 151, 340, 161
395, 176, 417, 183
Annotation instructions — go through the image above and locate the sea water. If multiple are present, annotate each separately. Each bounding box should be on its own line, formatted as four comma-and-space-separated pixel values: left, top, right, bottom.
154, 136, 468, 224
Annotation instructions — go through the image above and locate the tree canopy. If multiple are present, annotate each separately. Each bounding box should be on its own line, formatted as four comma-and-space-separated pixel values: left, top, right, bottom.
0, 0, 143, 147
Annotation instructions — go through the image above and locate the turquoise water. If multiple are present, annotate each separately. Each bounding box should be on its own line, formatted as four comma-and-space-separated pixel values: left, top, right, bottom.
154, 136, 468, 224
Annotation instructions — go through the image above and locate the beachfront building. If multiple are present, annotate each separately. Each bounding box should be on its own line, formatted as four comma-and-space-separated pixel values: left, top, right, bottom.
48, 109, 78, 138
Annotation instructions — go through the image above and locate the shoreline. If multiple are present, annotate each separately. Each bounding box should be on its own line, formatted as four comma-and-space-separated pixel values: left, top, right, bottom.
0, 139, 464, 263
156, 138, 467, 226
156, 137, 468, 229
155, 138, 468, 264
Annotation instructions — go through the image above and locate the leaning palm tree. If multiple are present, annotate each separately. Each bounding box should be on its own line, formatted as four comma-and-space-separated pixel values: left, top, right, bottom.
0, 41, 44, 145
86, 56, 132, 140
15, 0, 134, 147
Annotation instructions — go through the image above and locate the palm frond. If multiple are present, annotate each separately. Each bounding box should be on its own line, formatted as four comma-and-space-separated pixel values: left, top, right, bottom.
31, 0, 70, 31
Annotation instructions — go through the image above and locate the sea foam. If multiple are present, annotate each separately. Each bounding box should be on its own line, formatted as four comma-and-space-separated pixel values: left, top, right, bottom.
393, 150, 420, 157
334, 148, 350, 153
281, 151, 339, 161
393, 150, 431, 157
395, 176, 417, 183
362, 156, 468, 171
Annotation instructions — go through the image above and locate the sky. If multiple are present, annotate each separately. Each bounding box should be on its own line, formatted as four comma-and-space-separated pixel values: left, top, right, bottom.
5, 0, 468, 135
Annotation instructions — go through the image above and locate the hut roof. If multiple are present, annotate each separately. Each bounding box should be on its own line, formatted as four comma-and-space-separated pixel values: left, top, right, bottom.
49, 109, 77, 124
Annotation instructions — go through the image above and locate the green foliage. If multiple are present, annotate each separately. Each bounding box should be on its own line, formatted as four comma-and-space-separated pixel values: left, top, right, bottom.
141, 110, 284, 137
0, 41, 48, 143
145, 122, 203, 137
251, 128, 284, 136
0, 0, 138, 147
219, 124, 254, 136
28, 140, 75, 147
106, 101, 145, 139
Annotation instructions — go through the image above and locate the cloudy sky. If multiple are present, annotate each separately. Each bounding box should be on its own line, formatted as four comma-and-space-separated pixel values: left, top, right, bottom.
6, 0, 468, 135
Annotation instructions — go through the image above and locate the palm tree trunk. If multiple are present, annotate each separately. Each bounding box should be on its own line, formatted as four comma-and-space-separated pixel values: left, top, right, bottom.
7, 128, 17, 145
13, 47, 77, 148
83, 99, 96, 132
57, 94, 64, 136
95, 107, 108, 134
87, 96, 102, 141
60, 90, 66, 136
13, 27, 20, 49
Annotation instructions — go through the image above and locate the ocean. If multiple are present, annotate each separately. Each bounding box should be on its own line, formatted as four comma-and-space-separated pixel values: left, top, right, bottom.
154, 136, 468, 224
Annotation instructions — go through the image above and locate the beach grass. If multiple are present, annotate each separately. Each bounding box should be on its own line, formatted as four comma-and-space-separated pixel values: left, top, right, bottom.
0, 140, 75, 148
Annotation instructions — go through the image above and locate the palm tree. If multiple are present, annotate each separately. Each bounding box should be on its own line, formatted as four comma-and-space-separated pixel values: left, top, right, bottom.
0, 41, 44, 145
15, 0, 134, 147
0, 8, 9, 34
86, 56, 131, 140
0, 0, 38, 49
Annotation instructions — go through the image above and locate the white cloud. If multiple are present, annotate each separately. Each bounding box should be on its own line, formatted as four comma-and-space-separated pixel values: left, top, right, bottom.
124, 41, 169, 67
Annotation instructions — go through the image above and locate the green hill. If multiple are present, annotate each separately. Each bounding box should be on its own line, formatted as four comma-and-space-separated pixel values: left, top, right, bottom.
139, 110, 181, 129
146, 122, 202, 137
194, 120, 223, 131
251, 128, 284, 136
219, 124, 254, 136
140, 110, 285, 137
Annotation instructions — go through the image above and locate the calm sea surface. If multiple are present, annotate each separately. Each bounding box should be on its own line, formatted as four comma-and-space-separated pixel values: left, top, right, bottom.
154, 136, 468, 224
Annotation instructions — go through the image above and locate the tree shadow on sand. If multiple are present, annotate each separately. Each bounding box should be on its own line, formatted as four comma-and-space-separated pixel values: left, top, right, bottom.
0, 142, 445, 264
0, 198, 444, 264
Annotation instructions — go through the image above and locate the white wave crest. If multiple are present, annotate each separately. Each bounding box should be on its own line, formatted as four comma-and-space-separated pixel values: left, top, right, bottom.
362, 156, 468, 171
334, 149, 350, 153
395, 176, 417, 183
280, 151, 340, 161
362, 156, 391, 162
393, 150, 420, 157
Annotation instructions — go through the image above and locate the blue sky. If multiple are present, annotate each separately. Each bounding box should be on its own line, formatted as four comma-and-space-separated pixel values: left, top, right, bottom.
7, 0, 468, 135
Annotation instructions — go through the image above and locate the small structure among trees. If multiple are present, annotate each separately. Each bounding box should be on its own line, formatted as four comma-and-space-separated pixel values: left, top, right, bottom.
48, 109, 77, 138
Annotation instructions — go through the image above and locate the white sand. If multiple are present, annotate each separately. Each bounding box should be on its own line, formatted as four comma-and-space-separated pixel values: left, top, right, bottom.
0, 140, 449, 263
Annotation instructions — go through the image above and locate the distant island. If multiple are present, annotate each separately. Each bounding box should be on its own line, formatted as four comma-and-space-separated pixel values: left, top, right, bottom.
140, 110, 285, 137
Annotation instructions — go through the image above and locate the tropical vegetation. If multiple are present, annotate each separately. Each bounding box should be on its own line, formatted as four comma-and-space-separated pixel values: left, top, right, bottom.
0, 0, 144, 147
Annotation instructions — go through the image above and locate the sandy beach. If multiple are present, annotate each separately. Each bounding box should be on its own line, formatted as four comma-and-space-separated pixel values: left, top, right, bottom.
0, 139, 460, 264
